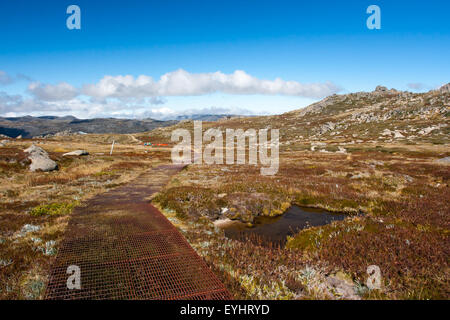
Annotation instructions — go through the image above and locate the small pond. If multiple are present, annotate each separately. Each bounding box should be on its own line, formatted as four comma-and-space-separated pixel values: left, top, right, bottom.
223, 205, 347, 246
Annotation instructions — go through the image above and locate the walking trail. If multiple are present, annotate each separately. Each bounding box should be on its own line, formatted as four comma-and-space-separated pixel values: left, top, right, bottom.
45, 164, 231, 300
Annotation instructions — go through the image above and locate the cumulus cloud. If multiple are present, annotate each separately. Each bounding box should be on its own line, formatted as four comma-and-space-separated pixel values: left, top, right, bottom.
83, 69, 341, 99
2, 69, 342, 118
0, 91, 23, 112
407, 83, 426, 91
0, 91, 72, 114
149, 96, 167, 105
1, 90, 265, 120
177, 106, 259, 116
0, 70, 33, 86
137, 106, 261, 120
0, 71, 14, 85
28, 82, 79, 101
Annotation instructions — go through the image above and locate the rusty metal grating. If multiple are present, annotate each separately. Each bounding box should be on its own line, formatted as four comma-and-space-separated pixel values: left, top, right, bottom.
45, 165, 232, 300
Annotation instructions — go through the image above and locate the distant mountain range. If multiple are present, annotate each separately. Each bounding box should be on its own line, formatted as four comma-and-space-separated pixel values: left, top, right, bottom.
173, 114, 243, 121
0, 116, 175, 138
0, 114, 244, 138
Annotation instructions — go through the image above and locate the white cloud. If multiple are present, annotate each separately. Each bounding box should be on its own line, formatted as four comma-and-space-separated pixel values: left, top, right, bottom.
2, 69, 342, 118
0, 91, 23, 112
0, 90, 265, 120
407, 83, 426, 91
83, 69, 341, 99
0, 91, 72, 114
137, 106, 260, 120
28, 82, 79, 101
0, 71, 14, 85
0, 70, 33, 86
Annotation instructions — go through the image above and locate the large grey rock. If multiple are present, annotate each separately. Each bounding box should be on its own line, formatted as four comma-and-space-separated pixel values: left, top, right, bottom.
438, 83, 450, 93
436, 157, 450, 164
374, 85, 398, 94
393, 130, 405, 139
63, 150, 89, 157
24, 145, 58, 172
418, 125, 441, 135
326, 276, 360, 300
375, 85, 388, 92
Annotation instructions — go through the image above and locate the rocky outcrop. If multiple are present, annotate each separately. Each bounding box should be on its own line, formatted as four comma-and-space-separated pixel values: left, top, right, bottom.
36, 129, 77, 139
418, 125, 442, 135
438, 83, 450, 93
436, 157, 450, 164
319, 122, 336, 134
325, 272, 361, 300
24, 145, 58, 172
375, 85, 388, 92
375, 85, 399, 94
393, 130, 405, 139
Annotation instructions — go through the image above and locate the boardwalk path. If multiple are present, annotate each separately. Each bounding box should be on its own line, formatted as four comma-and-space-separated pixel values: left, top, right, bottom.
45, 164, 231, 300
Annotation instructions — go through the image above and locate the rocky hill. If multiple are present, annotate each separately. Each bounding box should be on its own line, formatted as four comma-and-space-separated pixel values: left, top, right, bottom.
148, 84, 449, 149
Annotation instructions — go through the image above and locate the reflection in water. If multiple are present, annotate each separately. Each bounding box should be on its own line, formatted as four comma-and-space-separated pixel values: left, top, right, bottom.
223, 205, 347, 246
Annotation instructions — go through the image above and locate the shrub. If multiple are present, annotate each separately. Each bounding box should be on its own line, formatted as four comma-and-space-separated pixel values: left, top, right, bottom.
30, 202, 79, 217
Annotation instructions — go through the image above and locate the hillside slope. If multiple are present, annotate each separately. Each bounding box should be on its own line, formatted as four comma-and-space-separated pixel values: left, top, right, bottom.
147, 84, 449, 148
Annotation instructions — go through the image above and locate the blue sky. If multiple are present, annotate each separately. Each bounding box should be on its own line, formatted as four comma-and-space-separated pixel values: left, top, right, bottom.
0, 0, 449, 119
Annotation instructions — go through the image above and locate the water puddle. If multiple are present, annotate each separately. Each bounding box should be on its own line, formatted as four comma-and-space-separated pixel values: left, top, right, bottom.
222, 205, 347, 246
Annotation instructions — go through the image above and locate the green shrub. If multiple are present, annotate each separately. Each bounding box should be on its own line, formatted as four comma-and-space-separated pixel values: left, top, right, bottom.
30, 202, 79, 217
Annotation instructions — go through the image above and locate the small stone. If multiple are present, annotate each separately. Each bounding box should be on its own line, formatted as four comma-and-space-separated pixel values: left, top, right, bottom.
0, 259, 13, 267
44, 240, 57, 256
19, 224, 41, 237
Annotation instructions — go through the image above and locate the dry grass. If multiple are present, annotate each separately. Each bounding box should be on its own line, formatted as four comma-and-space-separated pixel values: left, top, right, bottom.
0, 136, 170, 299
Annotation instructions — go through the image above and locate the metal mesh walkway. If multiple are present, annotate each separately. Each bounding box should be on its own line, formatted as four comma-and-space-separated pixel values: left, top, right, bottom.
45, 164, 232, 300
